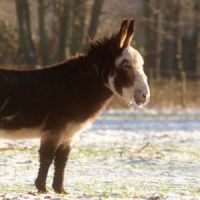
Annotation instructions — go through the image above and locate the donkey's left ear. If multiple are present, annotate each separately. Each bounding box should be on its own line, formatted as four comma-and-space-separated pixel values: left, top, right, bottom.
116, 19, 129, 48
123, 18, 135, 48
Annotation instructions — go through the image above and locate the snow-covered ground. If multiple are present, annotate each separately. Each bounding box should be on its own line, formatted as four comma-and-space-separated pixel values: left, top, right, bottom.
0, 109, 200, 200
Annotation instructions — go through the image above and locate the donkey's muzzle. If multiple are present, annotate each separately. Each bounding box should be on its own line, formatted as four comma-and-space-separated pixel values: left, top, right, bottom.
134, 89, 150, 105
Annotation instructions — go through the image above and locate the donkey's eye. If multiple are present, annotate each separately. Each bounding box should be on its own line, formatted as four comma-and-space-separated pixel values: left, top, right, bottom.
120, 60, 131, 68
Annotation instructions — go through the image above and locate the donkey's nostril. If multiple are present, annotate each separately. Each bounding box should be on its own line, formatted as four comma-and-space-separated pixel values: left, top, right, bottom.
143, 93, 146, 99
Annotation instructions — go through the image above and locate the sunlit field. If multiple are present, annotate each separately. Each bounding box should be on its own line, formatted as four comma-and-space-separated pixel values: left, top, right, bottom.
0, 109, 200, 200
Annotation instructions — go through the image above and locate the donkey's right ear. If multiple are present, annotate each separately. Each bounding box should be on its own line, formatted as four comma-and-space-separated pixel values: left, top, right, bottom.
116, 19, 129, 49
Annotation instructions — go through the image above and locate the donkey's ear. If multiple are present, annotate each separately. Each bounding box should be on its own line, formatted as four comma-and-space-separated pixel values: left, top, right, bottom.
123, 18, 135, 48
116, 19, 129, 48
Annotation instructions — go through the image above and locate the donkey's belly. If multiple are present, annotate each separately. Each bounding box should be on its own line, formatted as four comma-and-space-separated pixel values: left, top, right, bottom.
0, 112, 43, 139
0, 121, 92, 141
0, 127, 41, 139
60, 121, 92, 144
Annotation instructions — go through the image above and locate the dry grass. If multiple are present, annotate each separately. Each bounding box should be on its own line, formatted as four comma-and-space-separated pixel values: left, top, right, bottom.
149, 78, 200, 108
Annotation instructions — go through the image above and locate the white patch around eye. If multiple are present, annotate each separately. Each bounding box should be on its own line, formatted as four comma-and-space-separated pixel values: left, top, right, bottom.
115, 46, 144, 68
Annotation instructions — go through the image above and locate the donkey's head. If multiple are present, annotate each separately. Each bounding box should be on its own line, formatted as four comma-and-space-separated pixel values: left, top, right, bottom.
97, 19, 150, 105
107, 19, 150, 106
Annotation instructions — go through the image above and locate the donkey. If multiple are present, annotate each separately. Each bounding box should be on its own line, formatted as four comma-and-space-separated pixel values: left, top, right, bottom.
0, 19, 150, 193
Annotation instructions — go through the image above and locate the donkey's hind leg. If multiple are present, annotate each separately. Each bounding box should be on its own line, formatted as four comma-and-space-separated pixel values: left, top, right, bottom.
52, 144, 71, 194
35, 135, 60, 193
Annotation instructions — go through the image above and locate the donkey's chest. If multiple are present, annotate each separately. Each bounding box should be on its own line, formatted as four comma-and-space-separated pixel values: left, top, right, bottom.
60, 121, 92, 144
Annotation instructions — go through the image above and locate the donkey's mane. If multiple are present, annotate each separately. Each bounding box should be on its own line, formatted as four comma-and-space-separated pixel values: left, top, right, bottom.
62, 34, 119, 79
87, 34, 119, 58
68, 34, 118, 63
88, 34, 116, 53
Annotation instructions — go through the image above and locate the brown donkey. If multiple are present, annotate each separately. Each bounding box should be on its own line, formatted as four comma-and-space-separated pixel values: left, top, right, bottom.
0, 19, 150, 193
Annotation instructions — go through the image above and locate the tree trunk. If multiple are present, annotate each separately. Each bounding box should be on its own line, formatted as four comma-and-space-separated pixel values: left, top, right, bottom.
197, 23, 200, 75
175, 0, 186, 108
175, 0, 183, 73
154, 0, 162, 80
16, 0, 36, 67
143, 0, 156, 78
161, 0, 176, 77
23, 0, 36, 66
194, 0, 200, 75
87, 0, 105, 39
70, 0, 86, 55
38, 0, 49, 65
16, 0, 26, 64
58, 0, 73, 61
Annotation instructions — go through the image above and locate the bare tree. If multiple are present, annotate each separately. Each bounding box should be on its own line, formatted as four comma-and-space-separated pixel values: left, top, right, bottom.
143, 0, 156, 77
174, 0, 187, 107
16, 0, 36, 67
70, 0, 87, 55
38, 0, 49, 65
87, 0, 105, 39
58, 0, 73, 61
154, 0, 163, 80
194, 0, 200, 74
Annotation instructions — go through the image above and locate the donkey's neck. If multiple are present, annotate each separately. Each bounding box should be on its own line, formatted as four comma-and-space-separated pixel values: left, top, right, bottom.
64, 54, 113, 121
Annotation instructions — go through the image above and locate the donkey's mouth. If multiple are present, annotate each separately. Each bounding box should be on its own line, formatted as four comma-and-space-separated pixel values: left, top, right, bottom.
127, 101, 134, 107
134, 98, 150, 107
134, 95, 150, 106
126, 99, 143, 107
135, 99, 144, 106
132, 97, 149, 107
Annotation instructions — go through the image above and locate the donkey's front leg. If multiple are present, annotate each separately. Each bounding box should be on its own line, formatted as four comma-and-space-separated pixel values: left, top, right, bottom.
52, 144, 71, 194
35, 136, 60, 193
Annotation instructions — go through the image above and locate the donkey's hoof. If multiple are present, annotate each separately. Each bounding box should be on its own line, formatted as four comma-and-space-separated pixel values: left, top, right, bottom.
52, 185, 69, 194
35, 180, 47, 194
38, 189, 48, 194
36, 186, 48, 194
